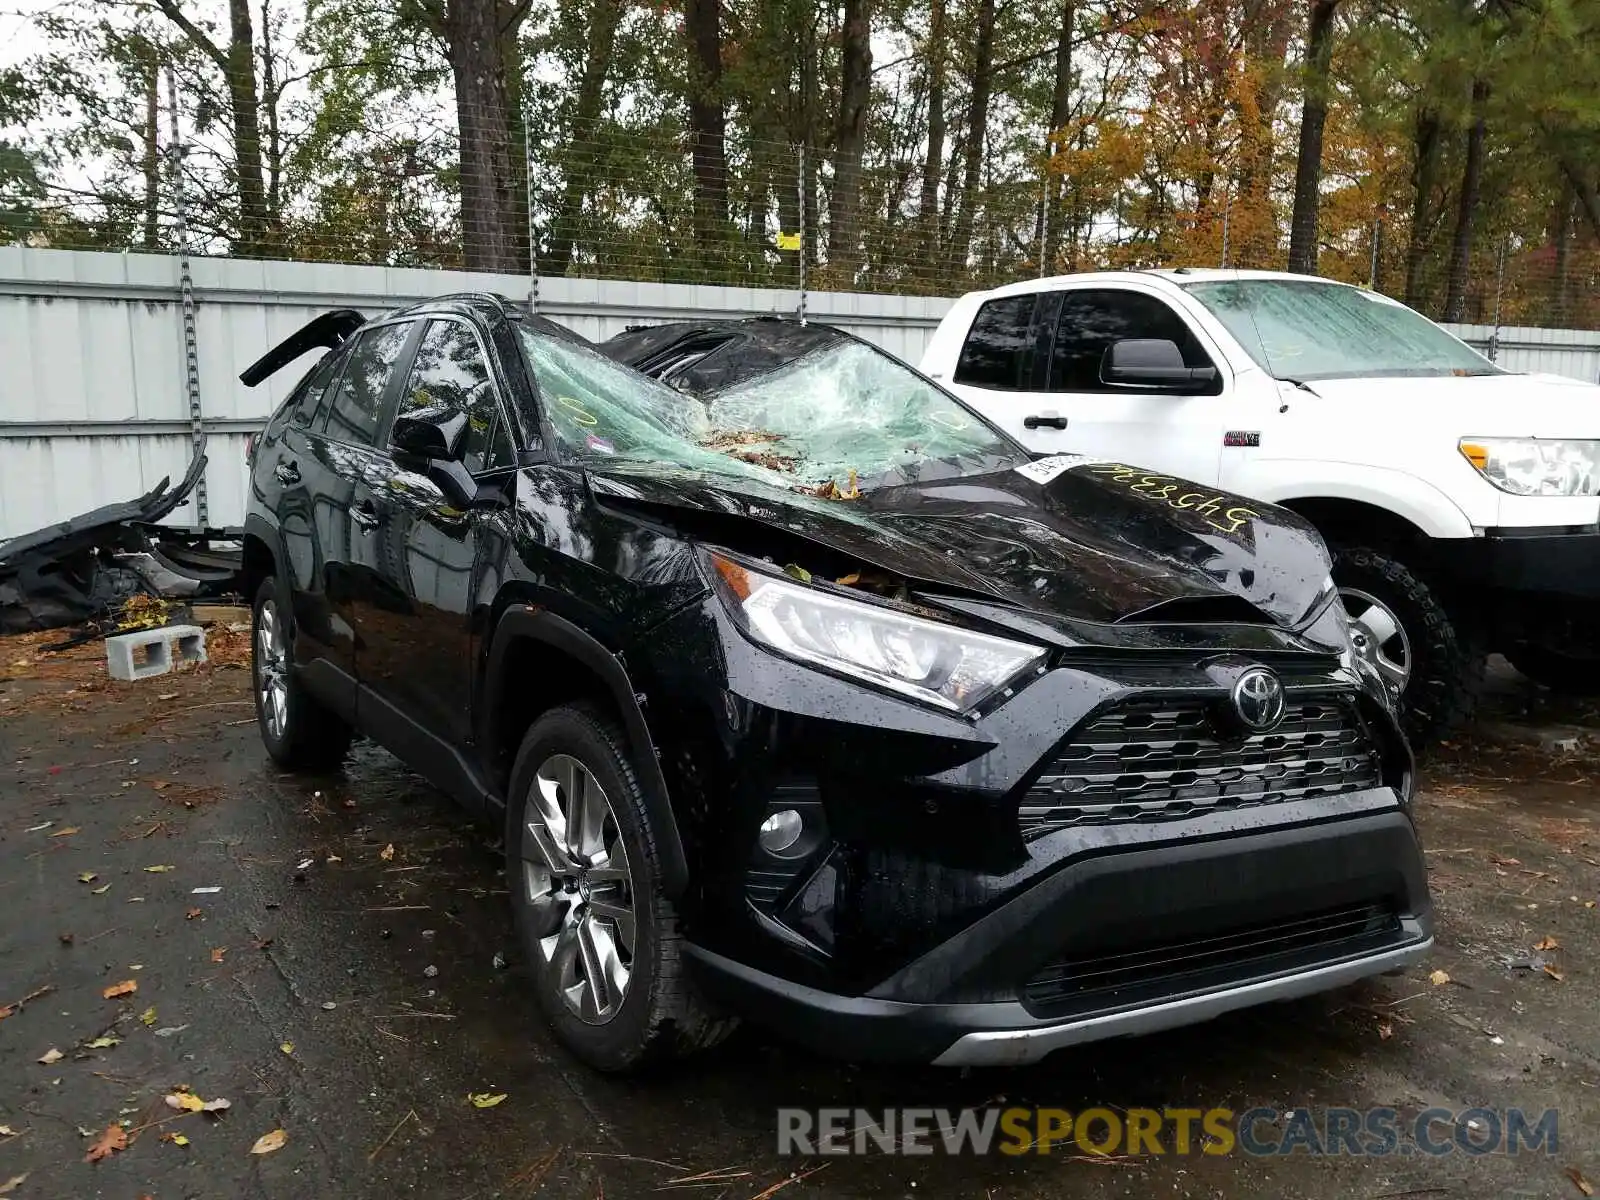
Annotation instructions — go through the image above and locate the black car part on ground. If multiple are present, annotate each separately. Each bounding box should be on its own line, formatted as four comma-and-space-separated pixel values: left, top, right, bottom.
0, 449, 237, 634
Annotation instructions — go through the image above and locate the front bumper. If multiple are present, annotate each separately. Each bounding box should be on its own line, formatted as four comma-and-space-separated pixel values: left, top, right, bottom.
1447, 527, 1600, 600
684, 792, 1432, 1066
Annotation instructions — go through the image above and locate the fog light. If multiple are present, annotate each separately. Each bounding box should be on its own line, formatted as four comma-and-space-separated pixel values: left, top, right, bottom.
758, 809, 804, 853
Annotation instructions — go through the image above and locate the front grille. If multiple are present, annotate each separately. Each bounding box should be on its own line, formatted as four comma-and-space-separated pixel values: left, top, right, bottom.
1023, 901, 1401, 1012
1019, 694, 1381, 837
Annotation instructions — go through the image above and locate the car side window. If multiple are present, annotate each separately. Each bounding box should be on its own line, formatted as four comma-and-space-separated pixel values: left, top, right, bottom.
319, 322, 414, 445
953, 295, 1036, 390
394, 319, 511, 472
1049, 290, 1214, 392
287, 353, 344, 429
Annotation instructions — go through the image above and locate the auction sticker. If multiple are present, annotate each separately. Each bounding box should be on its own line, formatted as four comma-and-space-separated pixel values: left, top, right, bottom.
1013, 454, 1113, 485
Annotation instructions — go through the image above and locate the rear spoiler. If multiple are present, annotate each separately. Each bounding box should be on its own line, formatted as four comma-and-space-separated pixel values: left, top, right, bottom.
239, 309, 367, 387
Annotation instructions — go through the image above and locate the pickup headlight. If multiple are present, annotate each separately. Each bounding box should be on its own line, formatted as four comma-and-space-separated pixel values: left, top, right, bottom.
1459, 438, 1600, 497
706, 551, 1046, 712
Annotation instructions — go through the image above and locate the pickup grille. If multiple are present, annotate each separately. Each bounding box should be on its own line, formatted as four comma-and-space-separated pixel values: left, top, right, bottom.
1019, 695, 1380, 837
1022, 901, 1402, 1013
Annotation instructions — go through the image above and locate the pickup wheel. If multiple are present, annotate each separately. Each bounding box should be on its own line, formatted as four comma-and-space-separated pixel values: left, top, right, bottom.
251, 576, 354, 770
1504, 645, 1600, 695
505, 704, 735, 1071
1333, 546, 1483, 749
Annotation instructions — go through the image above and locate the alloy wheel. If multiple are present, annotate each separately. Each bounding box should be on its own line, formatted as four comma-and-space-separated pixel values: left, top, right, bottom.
1340, 587, 1411, 695
256, 599, 290, 739
520, 753, 636, 1024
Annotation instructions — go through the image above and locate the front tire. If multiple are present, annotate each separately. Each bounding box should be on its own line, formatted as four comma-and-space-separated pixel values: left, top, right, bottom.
1333, 545, 1483, 750
505, 704, 734, 1071
251, 577, 353, 770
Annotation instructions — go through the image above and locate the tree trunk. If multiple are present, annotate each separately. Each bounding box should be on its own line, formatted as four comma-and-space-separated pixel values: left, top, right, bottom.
1041, 0, 1073, 274
1287, 0, 1339, 275
1557, 157, 1600, 243
916, 0, 947, 280
542, 0, 622, 276
1554, 184, 1574, 323
504, 39, 528, 274
684, 0, 729, 266
1442, 79, 1489, 323
826, 0, 873, 280
139, 43, 161, 250
442, 0, 522, 273
949, 0, 995, 269
1404, 109, 1441, 310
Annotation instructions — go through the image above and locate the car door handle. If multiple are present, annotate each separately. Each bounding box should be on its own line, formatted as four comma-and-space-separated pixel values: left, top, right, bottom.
351, 503, 379, 532
273, 461, 301, 485
1023, 412, 1069, 431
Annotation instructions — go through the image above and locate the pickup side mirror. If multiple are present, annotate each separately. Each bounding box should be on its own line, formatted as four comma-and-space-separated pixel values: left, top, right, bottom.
392, 407, 469, 462
1102, 339, 1219, 391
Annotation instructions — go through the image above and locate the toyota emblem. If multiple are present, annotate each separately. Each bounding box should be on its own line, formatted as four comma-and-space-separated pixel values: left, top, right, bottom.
1232, 667, 1286, 732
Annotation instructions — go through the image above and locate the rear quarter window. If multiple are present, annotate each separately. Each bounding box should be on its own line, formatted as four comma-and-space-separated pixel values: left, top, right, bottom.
952, 295, 1036, 390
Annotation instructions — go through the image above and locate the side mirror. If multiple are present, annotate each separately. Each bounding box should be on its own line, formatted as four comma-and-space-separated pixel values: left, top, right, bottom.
1102, 339, 1218, 391
392, 407, 469, 462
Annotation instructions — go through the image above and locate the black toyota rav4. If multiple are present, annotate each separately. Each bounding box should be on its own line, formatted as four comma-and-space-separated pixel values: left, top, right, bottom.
240, 293, 1432, 1072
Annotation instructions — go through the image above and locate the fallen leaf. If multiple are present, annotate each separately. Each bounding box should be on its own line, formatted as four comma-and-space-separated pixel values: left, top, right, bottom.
0, 1126, 15, 1136
467, 1092, 507, 1109
165, 1092, 206, 1113
162, 1132, 190, 1147
91, 884, 111, 895
1569, 1166, 1595, 1197
103, 979, 137, 999
251, 1128, 288, 1155
279, 1042, 294, 1055
140, 1007, 157, 1026
1545, 964, 1566, 982
78, 872, 98, 884
143, 864, 174, 873
58, 933, 74, 945
1535, 936, 1562, 951
379, 843, 395, 862
84, 1122, 127, 1163
0, 1006, 12, 1021
152, 1024, 189, 1037
202, 1097, 231, 1113
37, 1048, 62, 1064
185, 907, 202, 920
1377, 1020, 1394, 1040
85, 1035, 119, 1049
1429, 969, 1451, 986
1493, 856, 1522, 867
210, 947, 227, 963
0, 1174, 27, 1195
150, 780, 170, 791
50, 826, 80, 838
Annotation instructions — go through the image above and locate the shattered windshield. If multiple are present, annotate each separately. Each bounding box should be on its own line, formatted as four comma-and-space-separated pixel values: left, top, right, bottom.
517, 325, 1023, 496
1183, 279, 1499, 380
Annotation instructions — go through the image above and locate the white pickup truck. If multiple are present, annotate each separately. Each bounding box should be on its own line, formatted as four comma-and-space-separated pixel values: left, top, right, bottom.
922, 268, 1600, 747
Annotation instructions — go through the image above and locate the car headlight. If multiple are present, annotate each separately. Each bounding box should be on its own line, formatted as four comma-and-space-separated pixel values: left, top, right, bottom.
705, 551, 1046, 712
1459, 438, 1600, 497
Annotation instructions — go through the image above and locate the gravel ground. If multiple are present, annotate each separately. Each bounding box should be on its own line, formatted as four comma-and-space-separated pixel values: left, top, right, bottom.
0, 631, 1596, 1200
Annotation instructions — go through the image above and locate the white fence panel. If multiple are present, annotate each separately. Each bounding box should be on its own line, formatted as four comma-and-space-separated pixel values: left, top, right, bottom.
2, 245, 1596, 540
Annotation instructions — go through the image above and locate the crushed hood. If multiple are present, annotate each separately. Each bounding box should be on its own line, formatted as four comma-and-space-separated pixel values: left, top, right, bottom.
586, 455, 1334, 632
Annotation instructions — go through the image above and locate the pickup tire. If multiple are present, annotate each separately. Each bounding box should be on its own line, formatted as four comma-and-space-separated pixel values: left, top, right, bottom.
250, 577, 354, 770
505, 703, 736, 1071
1504, 645, 1600, 695
1332, 546, 1482, 749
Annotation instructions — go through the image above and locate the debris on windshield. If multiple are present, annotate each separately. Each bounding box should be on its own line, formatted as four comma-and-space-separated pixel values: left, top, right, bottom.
699, 428, 799, 474
782, 564, 813, 583
801, 469, 861, 501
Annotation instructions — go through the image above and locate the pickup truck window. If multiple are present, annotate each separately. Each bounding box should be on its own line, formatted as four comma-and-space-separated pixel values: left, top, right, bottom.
953, 295, 1035, 389
1049, 290, 1215, 392
1183, 278, 1498, 380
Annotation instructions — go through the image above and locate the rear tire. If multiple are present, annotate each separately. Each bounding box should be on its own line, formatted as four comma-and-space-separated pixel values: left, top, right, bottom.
505, 704, 735, 1071
1505, 645, 1600, 696
1333, 546, 1483, 750
251, 576, 353, 771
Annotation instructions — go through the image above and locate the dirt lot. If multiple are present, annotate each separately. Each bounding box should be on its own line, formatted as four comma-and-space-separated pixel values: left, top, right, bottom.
1, 628, 1597, 1199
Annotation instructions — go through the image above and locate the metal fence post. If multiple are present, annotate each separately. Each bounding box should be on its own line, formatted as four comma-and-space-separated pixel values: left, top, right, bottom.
797, 143, 808, 325
1488, 238, 1508, 363
1369, 215, 1382, 289
166, 66, 206, 528
1220, 193, 1231, 269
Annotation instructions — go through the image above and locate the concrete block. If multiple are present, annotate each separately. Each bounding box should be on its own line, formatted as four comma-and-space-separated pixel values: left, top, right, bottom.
106, 624, 207, 682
